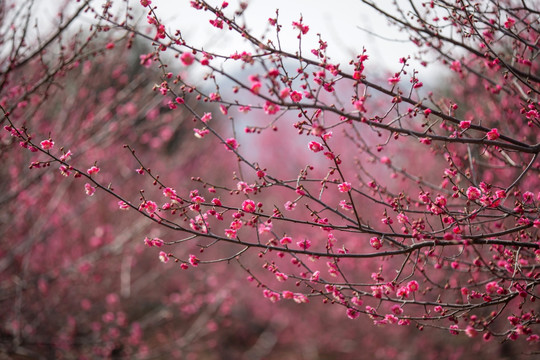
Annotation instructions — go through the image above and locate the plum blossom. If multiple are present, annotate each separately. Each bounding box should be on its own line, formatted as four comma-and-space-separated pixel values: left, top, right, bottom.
339, 200, 352, 210
158, 251, 169, 263
84, 183, 96, 196
347, 308, 360, 319
293, 293, 309, 303
407, 280, 419, 292
87, 166, 100, 175
290, 91, 303, 102
263, 289, 280, 302
189, 254, 199, 266
370, 237, 382, 249
280, 236, 292, 245
200, 112, 212, 123
465, 326, 478, 338
466, 186, 482, 200
380, 156, 391, 165
297, 239, 311, 249
388, 75, 400, 84
263, 101, 280, 115
459, 120, 471, 129
486, 128, 500, 140
292, 21, 309, 34
250, 81, 262, 94
225, 138, 238, 151
308, 141, 324, 152
258, 221, 273, 235
284, 201, 296, 211
242, 199, 256, 213
40, 139, 54, 150
522, 191, 534, 204
504, 17, 515, 29
60, 150, 72, 161
180, 52, 195, 66
163, 187, 177, 198
337, 182, 351, 193
145, 201, 158, 214
118, 201, 129, 210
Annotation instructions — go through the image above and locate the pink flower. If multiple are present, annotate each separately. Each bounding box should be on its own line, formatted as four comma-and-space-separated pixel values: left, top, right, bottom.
106, 42, 115, 50
486, 128, 500, 140
85, 183, 96, 196
284, 201, 296, 211
87, 166, 100, 175
140, 0, 152, 7
293, 293, 309, 303
163, 187, 177, 198
339, 200, 352, 210
504, 18, 515, 29
450, 60, 462, 73
194, 128, 209, 138
275, 272, 288, 282
459, 120, 471, 129
292, 21, 309, 34
189, 254, 199, 266
465, 326, 478, 338
522, 191, 534, 204
200, 112, 212, 123
59, 150, 72, 161
347, 308, 360, 319
225, 138, 238, 151
118, 201, 129, 210
485, 281, 499, 294
337, 182, 351, 193
282, 290, 294, 299
40, 139, 54, 150
407, 280, 419, 292
466, 186, 481, 200
297, 239, 311, 249
238, 105, 251, 113
280, 236, 292, 245
397, 213, 409, 224
158, 251, 169, 263
258, 222, 272, 234
263, 289, 280, 302
380, 156, 391, 165
180, 52, 195, 66
370, 237, 382, 249
263, 101, 280, 115
242, 199, 256, 213
396, 286, 409, 298
145, 201, 157, 214
351, 296, 363, 307
308, 141, 324, 152
290, 91, 303, 102
388, 76, 400, 84
250, 81, 262, 94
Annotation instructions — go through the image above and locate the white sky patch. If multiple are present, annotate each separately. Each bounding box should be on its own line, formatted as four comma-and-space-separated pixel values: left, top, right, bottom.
153, 0, 441, 78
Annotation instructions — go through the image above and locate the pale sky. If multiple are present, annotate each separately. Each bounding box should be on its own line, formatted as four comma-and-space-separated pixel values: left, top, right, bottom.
156, 0, 425, 75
